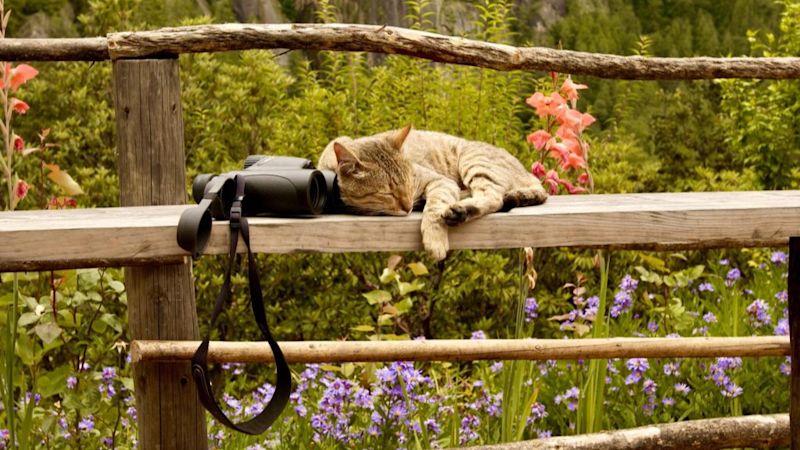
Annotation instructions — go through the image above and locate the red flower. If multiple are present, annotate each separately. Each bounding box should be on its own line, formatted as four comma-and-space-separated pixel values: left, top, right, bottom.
11, 98, 29, 114
13, 135, 24, 152
527, 130, 551, 150
578, 172, 590, 185
14, 179, 29, 201
531, 161, 546, 178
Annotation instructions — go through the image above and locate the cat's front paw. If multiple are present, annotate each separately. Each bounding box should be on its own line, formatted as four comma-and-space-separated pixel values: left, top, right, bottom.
443, 204, 479, 226
421, 218, 449, 261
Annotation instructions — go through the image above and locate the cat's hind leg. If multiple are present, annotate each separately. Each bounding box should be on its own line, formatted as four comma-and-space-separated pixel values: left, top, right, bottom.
501, 185, 548, 211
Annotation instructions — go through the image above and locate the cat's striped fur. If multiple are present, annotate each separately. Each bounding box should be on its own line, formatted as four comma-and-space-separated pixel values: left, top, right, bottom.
319, 126, 547, 260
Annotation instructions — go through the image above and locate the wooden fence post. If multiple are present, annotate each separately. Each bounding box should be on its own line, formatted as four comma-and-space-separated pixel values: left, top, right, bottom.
113, 57, 207, 450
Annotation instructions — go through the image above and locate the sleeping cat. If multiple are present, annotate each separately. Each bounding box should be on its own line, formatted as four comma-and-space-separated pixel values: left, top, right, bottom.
318, 126, 547, 260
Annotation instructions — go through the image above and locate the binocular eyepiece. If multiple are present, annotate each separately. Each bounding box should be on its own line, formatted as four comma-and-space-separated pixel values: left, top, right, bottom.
192, 155, 343, 219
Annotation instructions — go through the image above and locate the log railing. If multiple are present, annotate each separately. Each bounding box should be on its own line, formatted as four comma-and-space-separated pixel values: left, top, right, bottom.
0, 23, 799, 450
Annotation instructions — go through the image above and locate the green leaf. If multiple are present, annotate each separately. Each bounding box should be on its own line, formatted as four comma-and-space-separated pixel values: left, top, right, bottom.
398, 280, 424, 296
15, 332, 38, 365
35, 323, 63, 345
407, 262, 429, 276
100, 313, 122, 333
37, 365, 72, 398
120, 377, 135, 392
0, 293, 13, 306
362, 290, 391, 305
18, 312, 41, 327
351, 325, 374, 333
395, 298, 413, 315
107, 280, 125, 293
379, 268, 399, 284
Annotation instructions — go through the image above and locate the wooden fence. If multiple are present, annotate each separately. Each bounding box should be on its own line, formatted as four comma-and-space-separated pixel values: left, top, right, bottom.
0, 23, 799, 450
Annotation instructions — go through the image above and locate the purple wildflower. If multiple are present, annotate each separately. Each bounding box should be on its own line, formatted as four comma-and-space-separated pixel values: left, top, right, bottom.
527, 402, 547, 424
674, 383, 691, 395
459, 415, 480, 445
662, 396, 675, 406
780, 357, 791, 376
703, 312, 717, 324
610, 291, 633, 318
775, 318, 789, 336
102, 367, 116, 383
626, 358, 649, 373
524, 297, 539, 322
471, 330, 486, 340
719, 258, 730, 265
776, 291, 788, 303
619, 275, 639, 292
721, 382, 743, 398
642, 379, 657, 395
424, 418, 441, 434
663, 362, 680, 376
102, 437, 113, 447
78, 416, 94, 432
725, 268, 741, 286
746, 299, 771, 327
490, 361, 503, 373
771, 251, 788, 266
647, 321, 658, 333
698, 282, 715, 292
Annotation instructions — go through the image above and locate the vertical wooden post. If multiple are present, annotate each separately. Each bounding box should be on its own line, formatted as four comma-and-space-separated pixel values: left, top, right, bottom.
790, 237, 800, 450
113, 58, 207, 450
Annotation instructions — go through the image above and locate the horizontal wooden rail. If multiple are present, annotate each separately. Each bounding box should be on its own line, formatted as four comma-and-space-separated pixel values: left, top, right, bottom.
460, 414, 789, 450
1, 191, 799, 272
1, 24, 800, 79
131, 336, 790, 364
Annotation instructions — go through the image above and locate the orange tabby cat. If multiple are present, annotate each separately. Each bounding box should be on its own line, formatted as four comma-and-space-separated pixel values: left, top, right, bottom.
319, 126, 547, 260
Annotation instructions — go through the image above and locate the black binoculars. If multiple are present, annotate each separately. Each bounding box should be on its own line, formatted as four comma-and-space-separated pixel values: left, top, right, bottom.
192, 155, 343, 219
177, 155, 343, 257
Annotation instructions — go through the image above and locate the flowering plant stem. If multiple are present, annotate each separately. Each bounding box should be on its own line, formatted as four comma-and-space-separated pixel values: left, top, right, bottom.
577, 250, 610, 434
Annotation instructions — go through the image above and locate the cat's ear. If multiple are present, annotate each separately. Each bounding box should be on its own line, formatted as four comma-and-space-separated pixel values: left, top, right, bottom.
334, 142, 365, 177
388, 124, 412, 150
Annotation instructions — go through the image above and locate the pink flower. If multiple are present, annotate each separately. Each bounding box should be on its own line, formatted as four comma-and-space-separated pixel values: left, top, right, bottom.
562, 138, 583, 157
13, 135, 24, 152
544, 170, 561, 195
577, 172, 590, 185
526, 92, 566, 118
560, 152, 586, 171
559, 179, 587, 195
11, 98, 29, 114
14, 179, 29, 201
2, 64, 39, 91
560, 77, 588, 101
527, 130, 551, 150
531, 161, 546, 178
556, 125, 578, 142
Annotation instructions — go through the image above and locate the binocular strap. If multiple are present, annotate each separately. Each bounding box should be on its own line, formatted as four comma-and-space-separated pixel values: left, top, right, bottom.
190, 177, 292, 435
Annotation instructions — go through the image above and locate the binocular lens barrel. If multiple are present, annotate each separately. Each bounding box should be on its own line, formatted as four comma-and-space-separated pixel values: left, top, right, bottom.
241, 170, 327, 216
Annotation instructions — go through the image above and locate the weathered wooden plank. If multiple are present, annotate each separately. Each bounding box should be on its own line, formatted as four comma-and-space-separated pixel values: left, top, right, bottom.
0, 37, 109, 61
0, 24, 798, 80
106, 24, 800, 79
113, 58, 207, 450
1, 191, 799, 271
131, 336, 791, 364
460, 414, 789, 450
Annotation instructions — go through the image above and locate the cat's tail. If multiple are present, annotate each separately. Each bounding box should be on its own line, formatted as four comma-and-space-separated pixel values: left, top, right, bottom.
502, 186, 548, 211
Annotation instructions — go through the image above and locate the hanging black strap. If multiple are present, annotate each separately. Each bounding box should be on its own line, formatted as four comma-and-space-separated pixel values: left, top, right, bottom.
186, 176, 291, 435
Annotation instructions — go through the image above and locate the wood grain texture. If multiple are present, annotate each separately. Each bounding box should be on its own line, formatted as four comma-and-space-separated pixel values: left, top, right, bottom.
106, 23, 800, 79
113, 58, 207, 450
131, 336, 790, 364
0, 37, 108, 61
1, 191, 799, 271
459, 414, 789, 450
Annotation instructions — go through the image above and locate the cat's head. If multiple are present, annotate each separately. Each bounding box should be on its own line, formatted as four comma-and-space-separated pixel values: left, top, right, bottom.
330, 125, 415, 216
